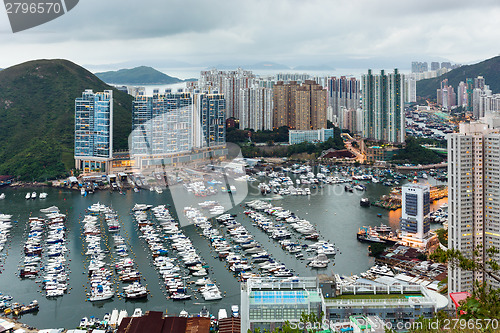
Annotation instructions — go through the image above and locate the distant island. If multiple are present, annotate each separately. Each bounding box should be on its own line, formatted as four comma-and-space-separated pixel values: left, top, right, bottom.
95, 66, 191, 85
212, 62, 290, 70
293, 65, 335, 71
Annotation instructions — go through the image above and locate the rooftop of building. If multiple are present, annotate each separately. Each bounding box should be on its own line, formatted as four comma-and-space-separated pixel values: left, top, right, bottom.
402, 183, 430, 190
449, 292, 471, 309
321, 149, 355, 159
117, 312, 210, 333
0, 175, 14, 182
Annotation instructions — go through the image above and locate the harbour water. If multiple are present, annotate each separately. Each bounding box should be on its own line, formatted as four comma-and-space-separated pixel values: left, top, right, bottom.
0, 176, 446, 329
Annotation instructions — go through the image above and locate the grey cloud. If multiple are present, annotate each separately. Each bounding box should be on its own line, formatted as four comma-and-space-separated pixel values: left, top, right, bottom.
1, 0, 500, 68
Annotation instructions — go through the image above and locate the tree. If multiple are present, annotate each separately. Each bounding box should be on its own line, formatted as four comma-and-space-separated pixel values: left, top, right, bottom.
430, 246, 500, 284
369, 243, 387, 258
435, 228, 447, 246
429, 246, 500, 326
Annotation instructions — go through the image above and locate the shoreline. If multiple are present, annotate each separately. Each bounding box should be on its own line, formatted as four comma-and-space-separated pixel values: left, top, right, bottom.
0, 315, 40, 332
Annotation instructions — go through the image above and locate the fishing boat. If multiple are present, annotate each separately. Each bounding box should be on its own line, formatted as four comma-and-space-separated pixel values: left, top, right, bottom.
231, 305, 239, 318
360, 198, 370, 207
123, 282, 148, 299
218, 309, 228, 320
40, 206, 59, 213
171, 293, 191, 301
89, 284, 114, 302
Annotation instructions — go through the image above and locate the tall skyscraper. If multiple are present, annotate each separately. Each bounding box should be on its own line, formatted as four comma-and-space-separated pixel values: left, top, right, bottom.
273, 81, 299, 129
411, 61, 428, 73
399, 184, 431, 248
273, 80, 327, 130
457, 81, 467, 107
196, 68, 255, 120
195, 92, 226, 148
74, 89, 113, 173
131, 90, 225, 169
431, 62, 440, 71
131, 91, 193, 158
437, 79, 456, 111
361, 69, 405, 143
326, 76, 360, 123
295, 80, 327, 130
405, 74, 417, 103
466, 78, 474, 112
239, 86, 273, 131
441, 62, 452, 69
448, 122, 500, 294
474, 76, 485, 90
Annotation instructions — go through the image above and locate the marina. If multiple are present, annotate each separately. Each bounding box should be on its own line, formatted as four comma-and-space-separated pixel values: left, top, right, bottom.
0, 165, 447, 329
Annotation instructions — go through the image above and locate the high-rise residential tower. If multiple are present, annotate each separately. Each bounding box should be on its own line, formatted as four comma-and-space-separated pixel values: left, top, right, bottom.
131, 90, 193, 158
448, 122, 500, 294
273, 80, 327, 130
74, 89, 113, 173
239, 86, 273, 131
131, 90, 226, 169
273, 81, 299, 129
196, 68, 255, 120
326, 76, 360, 123
195, 92, 226, 148
295, 80, 327, 130
362, 69, 405, 143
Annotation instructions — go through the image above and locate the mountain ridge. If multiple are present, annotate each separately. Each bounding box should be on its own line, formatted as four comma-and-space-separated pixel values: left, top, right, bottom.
0, 59, 133, 181
96, 66, 187, 85
416, 56, 500, 100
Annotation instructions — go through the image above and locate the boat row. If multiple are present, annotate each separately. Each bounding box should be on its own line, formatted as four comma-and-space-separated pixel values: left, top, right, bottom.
81, 209, 114, 302
0, 213, 12, 253
134, 205, 205, 301
42, 210, 69, 298
244, 200, 336, 268
215, 212, 295, 278
25, 192, 48, 200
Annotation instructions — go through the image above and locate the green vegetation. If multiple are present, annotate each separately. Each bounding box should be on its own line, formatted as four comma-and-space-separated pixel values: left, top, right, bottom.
95, 66, 184, 85
0, 59, 133, 181
417, 55, 500, 100
227, 126, 289, 143
391, 137, 444, 165
368, 243, 388, 258
410, 137, 447, 148
236, 127, 345, 158
435, 228, 448, 246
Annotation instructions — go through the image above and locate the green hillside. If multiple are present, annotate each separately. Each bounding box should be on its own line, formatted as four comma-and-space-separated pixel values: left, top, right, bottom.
96, 66, 183, 85
0, 59, 133, 181
417, 56, 500, 99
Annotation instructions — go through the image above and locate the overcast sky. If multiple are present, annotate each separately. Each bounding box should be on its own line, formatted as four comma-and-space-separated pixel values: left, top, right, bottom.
1, 0, 500, 73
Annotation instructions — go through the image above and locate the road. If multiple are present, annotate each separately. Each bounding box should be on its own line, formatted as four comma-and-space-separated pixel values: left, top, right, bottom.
342, 133, 366, 163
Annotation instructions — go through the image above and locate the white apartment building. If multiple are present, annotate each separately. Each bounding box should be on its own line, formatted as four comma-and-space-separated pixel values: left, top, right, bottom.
448, 122, 500, 294
399, 183, 432, 248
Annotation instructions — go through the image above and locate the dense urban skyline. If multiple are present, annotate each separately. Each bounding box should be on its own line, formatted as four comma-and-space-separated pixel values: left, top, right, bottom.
1, 0, 500, 70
